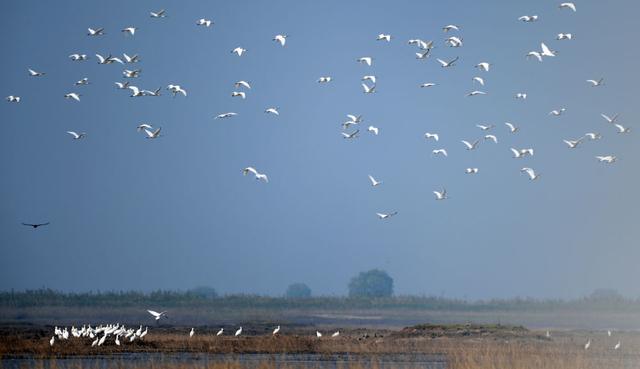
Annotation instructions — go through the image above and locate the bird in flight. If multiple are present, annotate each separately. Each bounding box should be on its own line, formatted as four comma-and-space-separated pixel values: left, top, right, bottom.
586, 78, 604, 87
521, 167, 540, 180
87, 27, 105, 36
215, 112, 238, 119
243, 167, 269, 183
433, 188, 448, 200
273, 34, 287, 46
437, 57, 459, 68
559, 2, 577, 12
150, 9, 166, 18
376, 212, 398, 220
376, 33, 391, 42
342, 130, 360, 139
196, 18, 212, 27
147, 310, 168, 321
6, 96, 21, 103
28, 68, 45, 77
368, 126, 379, 135
596, 155, 616, 164
368, 175, 382, 187
67, 131, 86, 140
518, 15, 538, 22
22, 222, 50, 229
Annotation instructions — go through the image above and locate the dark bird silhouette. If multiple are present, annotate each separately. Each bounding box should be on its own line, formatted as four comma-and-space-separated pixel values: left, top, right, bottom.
22, 222, 49, 229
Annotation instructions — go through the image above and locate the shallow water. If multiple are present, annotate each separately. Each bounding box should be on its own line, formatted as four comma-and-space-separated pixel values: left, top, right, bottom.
1, 353, 447, 369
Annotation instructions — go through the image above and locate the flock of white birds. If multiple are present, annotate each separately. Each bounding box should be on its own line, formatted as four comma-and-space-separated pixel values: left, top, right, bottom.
48, 309, 340, 347
8, 1, 628, 224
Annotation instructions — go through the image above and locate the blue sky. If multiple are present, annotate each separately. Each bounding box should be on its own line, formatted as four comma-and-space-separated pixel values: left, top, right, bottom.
1, 0, 639, 299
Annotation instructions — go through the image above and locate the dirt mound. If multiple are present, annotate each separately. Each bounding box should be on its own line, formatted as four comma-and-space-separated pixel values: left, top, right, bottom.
394, 323, 529, 339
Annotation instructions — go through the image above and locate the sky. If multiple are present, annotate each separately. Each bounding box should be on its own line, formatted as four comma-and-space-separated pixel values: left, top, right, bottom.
1, 0, 639, 300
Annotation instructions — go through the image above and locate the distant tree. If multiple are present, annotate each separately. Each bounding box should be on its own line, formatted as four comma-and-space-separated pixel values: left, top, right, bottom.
348, 269, 394, 298
588, 288, 624, 302
189, 286, 218, 299
285, 283, 312, 298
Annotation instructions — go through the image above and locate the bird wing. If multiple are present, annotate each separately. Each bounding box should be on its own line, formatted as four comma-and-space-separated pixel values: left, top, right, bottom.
129, 86, 140, 95
67, 131, 79, 139
147, 310, 161, 317
368, 175, 376, 185
461, 140, 472, 149
540, 43, 552, 55
243, 167, 258, 176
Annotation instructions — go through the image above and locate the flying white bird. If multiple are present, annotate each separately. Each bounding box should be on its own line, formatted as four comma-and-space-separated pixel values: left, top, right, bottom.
64, 93, 80, 102
415, 50, 431, 59
128, 86, 144, 97
235, 81, 251, 89
511, 148, 534, 158
376, 33, 391, 42
115, 81, 130, 89
144, 127, 162, 139
433, 188, 448, 200
540, 43, 556, 57
584, 132, 601, 140
273, 326, 281, 335
443, 24, 460, 32
150, 9, 166, 18
123, 53, 140, 63
231, 91, 246, 99
67, 131, 86, 140
467, 90, 487, 97
559, 2, 577, 12
445, 36, 463, 47
472, 77, 485, 86
484, 134, 498, 143
143, 87, 162, 97
317, 76, 332, 83
461, 140, 480, 150
121, 27, 137, 36
196, 18, 212, 27
556, 33, 573, 40
123, 69, 141, 78
265, 107, 279, 115
342, 130, 360, 139
563, 138, 583, 148
596, 155, 616, 163
215, 112, 238, 119
476, 124, 493, 131
549, 108, 566, 116
437, 56, 459, 67
368, 175, 382, 187
147, 310, 167, 321
368, 126, 379, 135
362, 75, 376, 84
362, 83, 376, 94
425, 133, 439, 141
6, 95, 20, 103
614, 124, 631, 133
600, 113, 619, 124
243, 167, 268, 183
232, 47, 247, 56
526, 51, 543, 62
96, 54, 123, 65
587, 78, 604, 87
69, 54, 88, 61
137, 123, 153, 132
235, 327, 242, 336
518, 15, 539, 22
75, 77, 89, 86
432, 149, 448, 157
505, 122, 520, 133
420, 82, 436, 88
28, 68, 45, 77
273, 34, 287, 46
465, 168, 479, 174
357, 57, 373, 66
515, 93, 527, 100
376, 212, 398, 219
475, 62, 491, 72
167, 84, 187, 97
87, 27, 105, 36
521, 167, 540, 180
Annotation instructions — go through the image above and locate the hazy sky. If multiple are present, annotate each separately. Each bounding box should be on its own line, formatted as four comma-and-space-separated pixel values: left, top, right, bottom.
1, 0, 639, 300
